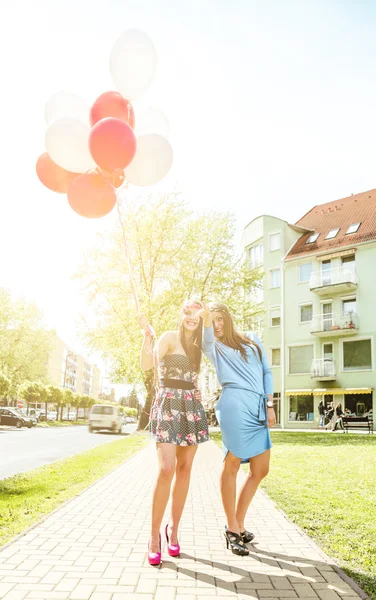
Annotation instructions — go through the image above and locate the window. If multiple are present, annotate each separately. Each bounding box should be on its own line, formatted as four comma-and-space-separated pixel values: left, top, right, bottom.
273, 393, 281, 424
270, 268, 281, 288
300, 304, 313, 323
289, 345, 314, 374
269, 232, 281, 252
271, 348, 281, 366
306, 233, 319, 244
249, 243, 264, 268
326, 228, 340, 239
346, 223, 360, 235
343, 339, 372, 370
270, 307, 281, 327
342, 298, 356, 315
321, 259, 332, 285
342, 254, 355, 267
323, 343, 333, 362
289, 395, 314, 421
299, 263, 312, 283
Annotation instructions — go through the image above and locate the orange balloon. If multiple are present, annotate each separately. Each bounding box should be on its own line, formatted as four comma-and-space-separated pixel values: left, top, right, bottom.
36, 153, 78, 193
67, 172, 117, 218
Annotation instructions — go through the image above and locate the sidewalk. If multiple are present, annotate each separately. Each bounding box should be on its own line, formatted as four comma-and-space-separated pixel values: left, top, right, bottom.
0, 440, 365, 600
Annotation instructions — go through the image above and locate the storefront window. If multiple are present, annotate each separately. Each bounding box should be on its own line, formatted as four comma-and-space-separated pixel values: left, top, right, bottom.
289, 395, 314, 421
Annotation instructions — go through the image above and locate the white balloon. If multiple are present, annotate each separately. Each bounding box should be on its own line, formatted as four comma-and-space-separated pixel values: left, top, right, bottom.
135, 106, 170, 138
45, 118, 96, 173
125, 134, 173, 187
44, 91, 90, 126
110, 29, 157, 101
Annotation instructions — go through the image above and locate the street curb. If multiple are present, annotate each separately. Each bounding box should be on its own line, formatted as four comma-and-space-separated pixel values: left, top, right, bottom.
0, 437, 151, 552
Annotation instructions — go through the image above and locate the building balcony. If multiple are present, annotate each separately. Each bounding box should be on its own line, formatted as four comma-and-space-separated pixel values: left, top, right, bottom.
309, 266, 358, 296
310, 312, 359, 337
310, 359, 336, 381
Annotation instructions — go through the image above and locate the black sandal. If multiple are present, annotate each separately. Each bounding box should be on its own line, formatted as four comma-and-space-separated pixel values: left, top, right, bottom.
224, 529, 249, 556
241, 529, 255, 543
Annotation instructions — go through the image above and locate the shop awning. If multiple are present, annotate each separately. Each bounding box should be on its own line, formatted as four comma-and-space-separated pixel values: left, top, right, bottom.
312, 387, 372, 396
285, 389, 313, 396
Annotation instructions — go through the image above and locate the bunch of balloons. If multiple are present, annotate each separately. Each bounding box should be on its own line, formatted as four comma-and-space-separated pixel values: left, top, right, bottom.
36, 29, 173, 218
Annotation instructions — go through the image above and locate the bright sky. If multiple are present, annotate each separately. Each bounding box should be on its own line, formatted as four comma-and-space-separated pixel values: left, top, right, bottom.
2, 0, 376, 390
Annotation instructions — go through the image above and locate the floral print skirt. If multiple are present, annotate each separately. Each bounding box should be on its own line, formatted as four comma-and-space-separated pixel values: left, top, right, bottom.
150, 387, 209, 446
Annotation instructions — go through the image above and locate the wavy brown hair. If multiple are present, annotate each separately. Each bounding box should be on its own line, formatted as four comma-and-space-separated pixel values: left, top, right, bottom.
209, 302, 262, 362
178, 300, 203, 372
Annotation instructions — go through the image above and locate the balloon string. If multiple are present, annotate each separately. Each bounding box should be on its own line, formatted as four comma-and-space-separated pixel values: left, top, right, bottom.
116, 194, 140, 315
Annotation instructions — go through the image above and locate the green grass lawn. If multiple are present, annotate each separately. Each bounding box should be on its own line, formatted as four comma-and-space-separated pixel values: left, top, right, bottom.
0, 432, 148, 547
211, 431, 376, 600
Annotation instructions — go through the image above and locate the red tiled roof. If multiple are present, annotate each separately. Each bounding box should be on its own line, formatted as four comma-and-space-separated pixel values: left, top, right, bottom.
286, 189, 376, 259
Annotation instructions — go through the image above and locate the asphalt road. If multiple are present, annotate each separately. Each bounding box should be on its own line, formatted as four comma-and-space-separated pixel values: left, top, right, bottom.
0, 423, 138, 480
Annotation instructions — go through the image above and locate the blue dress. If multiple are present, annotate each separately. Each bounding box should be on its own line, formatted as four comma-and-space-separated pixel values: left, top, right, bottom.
202, 325, 273, 463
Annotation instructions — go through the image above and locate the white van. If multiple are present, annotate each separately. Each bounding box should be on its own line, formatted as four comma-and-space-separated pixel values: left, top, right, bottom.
88, 404, 123, 434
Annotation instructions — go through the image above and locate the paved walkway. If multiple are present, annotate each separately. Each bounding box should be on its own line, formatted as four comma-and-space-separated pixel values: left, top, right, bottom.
0, 440, 365, 600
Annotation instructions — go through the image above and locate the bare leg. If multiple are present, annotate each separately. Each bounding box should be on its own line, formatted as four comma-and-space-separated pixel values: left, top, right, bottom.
220, 451, 242, 534
168, 445, 198, 544
235, 449, 270, 532
150, 443, 176, 552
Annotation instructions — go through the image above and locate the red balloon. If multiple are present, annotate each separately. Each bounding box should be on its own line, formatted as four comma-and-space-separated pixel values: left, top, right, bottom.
67, 172, 117, 218
90, 91, 135, 129
101, 169, 126, 188
89, 117, 137, 172
36, 153, 78, 193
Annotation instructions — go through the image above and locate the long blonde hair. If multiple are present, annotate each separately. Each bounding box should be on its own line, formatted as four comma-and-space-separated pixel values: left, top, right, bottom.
178, 300, 203, 372
209, 302, 262, 362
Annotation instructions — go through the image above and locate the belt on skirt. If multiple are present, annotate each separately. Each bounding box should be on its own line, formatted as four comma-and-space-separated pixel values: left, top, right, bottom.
160, 379, 195, 390
153, 379, 196, 422
221, 384, 269, 427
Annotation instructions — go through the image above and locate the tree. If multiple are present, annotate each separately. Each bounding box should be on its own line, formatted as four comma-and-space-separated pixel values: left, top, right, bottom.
0, 371, 11, 405
63, 388, 74, 420
0, 289, 53, 395
47, 386, 63, 420
18, 381, 47, 415
79, 394, 94, 419
76, 192, 262, 430
120, 387, 138, 409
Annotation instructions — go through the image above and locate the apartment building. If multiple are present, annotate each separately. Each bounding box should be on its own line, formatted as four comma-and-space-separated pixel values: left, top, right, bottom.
242, 189, 376, 428
47, 332, 101, 398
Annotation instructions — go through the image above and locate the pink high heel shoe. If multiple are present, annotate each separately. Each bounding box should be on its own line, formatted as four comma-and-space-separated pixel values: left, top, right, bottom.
148, 534, 161, 566
165, 524, 180, 557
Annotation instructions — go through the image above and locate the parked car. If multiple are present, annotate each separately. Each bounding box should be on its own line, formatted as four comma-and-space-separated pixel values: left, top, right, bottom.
88, 405, 123, 434
62, 412, 76, 421
14, 408, 37, 427
0, 407, 34, 429
21, 408, 42, 422
124, 416, 137, 424
47, 411, 58, 421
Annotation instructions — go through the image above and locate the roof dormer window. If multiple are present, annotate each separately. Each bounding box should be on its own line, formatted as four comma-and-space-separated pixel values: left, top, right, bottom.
325, 228, 340, 239
346, 223, 360, 234
306, 233, 319, 244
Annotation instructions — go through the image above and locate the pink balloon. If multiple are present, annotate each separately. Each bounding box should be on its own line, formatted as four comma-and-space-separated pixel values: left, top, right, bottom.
89, 117, 137, 172
90, 91, 135, 129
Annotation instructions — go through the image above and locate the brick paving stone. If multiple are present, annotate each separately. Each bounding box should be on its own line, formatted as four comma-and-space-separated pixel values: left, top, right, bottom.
2, 592, 28, 600
0, 441, 366, 600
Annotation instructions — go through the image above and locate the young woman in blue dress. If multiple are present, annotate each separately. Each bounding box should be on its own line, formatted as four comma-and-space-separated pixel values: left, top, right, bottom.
200, 301, 276, 556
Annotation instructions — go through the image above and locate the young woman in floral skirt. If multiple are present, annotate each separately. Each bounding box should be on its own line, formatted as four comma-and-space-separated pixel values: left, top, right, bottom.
139, 300, 209, 565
